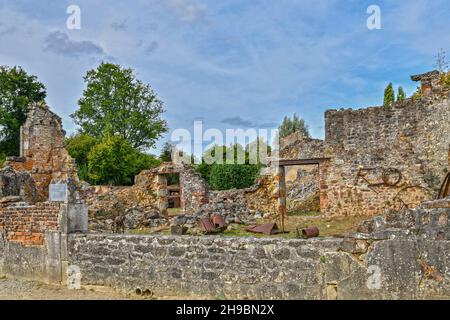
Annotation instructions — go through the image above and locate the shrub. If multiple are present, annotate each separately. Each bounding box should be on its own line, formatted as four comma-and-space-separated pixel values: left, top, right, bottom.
441, 72, 450, 87
208, 164, 260, 190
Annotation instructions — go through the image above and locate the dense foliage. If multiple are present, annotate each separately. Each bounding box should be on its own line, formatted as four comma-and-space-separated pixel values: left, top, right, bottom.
71, 62, 167, 150
196, 142, 269, 190
0, 66, 46, 161
86, 135, 160, 185
208, 164, 260, 190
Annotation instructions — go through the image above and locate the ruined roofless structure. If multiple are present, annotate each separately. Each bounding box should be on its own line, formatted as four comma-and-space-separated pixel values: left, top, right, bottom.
276, 70, 450, 216
4, 102, 79, 202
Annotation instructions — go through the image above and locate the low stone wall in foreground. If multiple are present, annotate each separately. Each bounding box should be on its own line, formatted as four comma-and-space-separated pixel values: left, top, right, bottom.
67, 234, 450, 300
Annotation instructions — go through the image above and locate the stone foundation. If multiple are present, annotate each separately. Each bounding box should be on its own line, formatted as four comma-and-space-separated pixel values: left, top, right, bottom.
66, 234, 450, 299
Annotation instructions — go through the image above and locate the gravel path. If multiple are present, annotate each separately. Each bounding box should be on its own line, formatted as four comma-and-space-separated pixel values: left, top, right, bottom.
0, 277, 137, 300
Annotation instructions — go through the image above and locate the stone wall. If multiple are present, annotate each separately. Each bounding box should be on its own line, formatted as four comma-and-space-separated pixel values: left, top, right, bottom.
0, 230, 68, 283
68, 196, 450, 300
1, 194, 449, 299
67, 232, 450, 299
0, 166, 36, 203
286, 166, 320, 213
5, 102, 78, 201
277, 71, 450, 216
179, 165, 210, 214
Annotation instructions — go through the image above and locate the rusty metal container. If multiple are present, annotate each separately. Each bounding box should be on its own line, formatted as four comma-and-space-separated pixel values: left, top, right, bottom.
212, 214, 227, 230
302, 226, 319, 239
198, 217, 217, 234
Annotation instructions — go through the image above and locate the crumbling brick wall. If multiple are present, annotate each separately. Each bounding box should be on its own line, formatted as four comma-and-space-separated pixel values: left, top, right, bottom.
0, 202, 60, 246
278, 71, 450, 216
5, 102, 78, 201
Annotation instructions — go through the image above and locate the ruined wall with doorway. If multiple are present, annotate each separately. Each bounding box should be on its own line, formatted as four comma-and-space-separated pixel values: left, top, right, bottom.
278, 71, 450, 216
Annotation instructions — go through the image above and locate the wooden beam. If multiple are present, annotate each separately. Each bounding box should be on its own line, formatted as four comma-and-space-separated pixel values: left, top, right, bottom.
275, 158, 331, 166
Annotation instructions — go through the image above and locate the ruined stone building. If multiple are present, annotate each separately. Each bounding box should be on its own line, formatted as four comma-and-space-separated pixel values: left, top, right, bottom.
0, 74, 450, 299
277, 71, 450, 216
4, 102, 78, 202
0, 102, 86, 278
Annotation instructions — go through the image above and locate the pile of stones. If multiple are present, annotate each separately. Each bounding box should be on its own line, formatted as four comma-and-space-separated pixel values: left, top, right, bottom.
89, 205, 169, 233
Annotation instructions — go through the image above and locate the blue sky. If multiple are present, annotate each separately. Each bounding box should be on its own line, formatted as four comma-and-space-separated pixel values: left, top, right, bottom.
0, 0, 449, 155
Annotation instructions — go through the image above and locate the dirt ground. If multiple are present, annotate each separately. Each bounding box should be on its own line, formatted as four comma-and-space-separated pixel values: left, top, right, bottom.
0, 277, 138, 300
0, 277, 212, 300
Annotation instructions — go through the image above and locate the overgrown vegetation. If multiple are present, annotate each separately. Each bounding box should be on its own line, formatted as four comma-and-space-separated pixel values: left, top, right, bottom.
67, 133, 161, 185
0, 66, 46, 163
195, 143, 269, 190
86, 135, 160, 185
441, 72, 450, 87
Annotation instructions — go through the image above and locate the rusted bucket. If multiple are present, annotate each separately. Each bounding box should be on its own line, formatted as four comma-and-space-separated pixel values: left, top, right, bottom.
302, 227, 319, 239
212, 214, 227, 230
198, 218, 216, 233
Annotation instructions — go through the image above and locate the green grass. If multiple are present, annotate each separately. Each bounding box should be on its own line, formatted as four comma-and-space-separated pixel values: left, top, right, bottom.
287, 211, 321, 217
124, 211, 366, 239
167, 208, 182, 216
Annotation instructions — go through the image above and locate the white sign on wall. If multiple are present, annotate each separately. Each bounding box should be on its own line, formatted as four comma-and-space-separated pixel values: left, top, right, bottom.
49, 183, 68, 202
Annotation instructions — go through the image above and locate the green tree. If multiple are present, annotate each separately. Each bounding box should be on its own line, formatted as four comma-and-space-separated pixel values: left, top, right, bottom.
87, 135, 160, 185
66, 133, 98, 181
71, 62, 168, 150
0, 66, 46, 159
384, 83, 395, 107
159, 142, 174, 162
278, 113, 310, 139
397, 86, 406, 102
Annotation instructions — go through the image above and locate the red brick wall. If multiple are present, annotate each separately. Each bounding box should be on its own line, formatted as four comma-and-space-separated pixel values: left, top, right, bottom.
0, 203, 60, 246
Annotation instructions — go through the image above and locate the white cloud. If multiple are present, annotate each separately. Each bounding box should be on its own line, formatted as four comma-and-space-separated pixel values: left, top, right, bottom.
164, 0, 206, 22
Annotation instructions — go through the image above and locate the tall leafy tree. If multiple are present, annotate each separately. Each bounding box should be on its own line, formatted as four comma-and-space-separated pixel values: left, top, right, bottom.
383, 83, 395, 107
397, 86, 406, 102
0, 66, 46, 158
278, 113, 310, 139
71, 62, 168, 150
